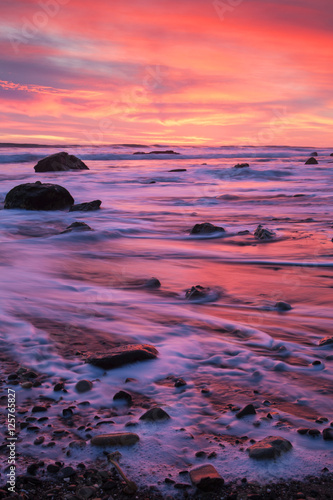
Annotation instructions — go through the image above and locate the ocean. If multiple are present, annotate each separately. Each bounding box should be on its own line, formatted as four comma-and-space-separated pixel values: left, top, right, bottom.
0, 144, 333, 492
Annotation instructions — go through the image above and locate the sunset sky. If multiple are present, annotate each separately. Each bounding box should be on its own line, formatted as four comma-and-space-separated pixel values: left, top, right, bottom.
1, 0, 332, 146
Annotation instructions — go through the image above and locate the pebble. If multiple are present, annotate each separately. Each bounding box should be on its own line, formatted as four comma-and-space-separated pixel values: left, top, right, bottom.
236, 404, 256, 419
75, 380, 93, 393
32, 406, 47, 413
91, 432, 140, 446
174, 378, 187, 387
47, 464, 60, 473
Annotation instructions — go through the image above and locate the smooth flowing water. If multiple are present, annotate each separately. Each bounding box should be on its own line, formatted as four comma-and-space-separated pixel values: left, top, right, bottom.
0, 144, 332, 491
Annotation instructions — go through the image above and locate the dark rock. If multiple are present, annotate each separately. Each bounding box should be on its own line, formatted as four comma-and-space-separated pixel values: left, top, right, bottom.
61, 466, 76, 478
236, 404, 256, 419
62, 222, 92, 233
62, 408, 73, 418
312, 360, 321, 366
174, 378, 187, 387
165, 478, 175, 484
247, 436, 292, 459
238, 230, 250, 235
47, 464, 60, 473
34, 436, 45, 445
305, 157, 318, 165
185, 285, 210, 300
189, 464, 224, 491
322, 428, 333, 440
143, 277, 161, 288
113, 391, 132, 404
27, 463, 39, 475
77, 486, 96, 499
275, 301, 292, 311
75, 380, 93, 393
308, 429, 321, 436
32, 406, 47, 413
139, 407, 171, 422
34, 152, 89, 172
195, 451, 207, 458
150, 150, 179, 155
190, 222, 225, 235
318, 336, 333, 347
169, 168, 187, 172
310, 152, 318, 156
70, 200, 101, 212
4, 182, 74, 210
86, 344, 158, 370
91, 432, 139, 446
234, 163, 249, 168
54, 382, 64, 392
254, 224, 275, 240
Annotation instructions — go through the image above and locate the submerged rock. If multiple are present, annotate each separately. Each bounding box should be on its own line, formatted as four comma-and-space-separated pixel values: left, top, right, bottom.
34, 152, 89, 172
91, 432, 139, 446
4, 181, 74, 210
254, 224, 275, 240
75, 380, 93, 393
189, 464, 224, 491
185, 285, 210, 300
275, 301, 292, 311
305, 157, 318, 165
86, 344, 158, 370
247, 436, 292, 459
70, 200, 101, 212
62, 222, 92, 233
113, 391, 132, 404
143, 277, 161, 288
318, 336, 333, 347
310, 151, 318, 156
323, 428, 333, 440
190, 222, 225, 235
139, 407, 170, 422
234, 163, 249, 168
169, 168, 187, 172
236, 404, 256, 419
133, 150, 180, 155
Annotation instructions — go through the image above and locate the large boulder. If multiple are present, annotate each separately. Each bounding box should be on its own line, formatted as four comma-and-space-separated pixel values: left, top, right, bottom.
86, 344, 158, 369
34, 152, 89, 172
4, 181, 74, 210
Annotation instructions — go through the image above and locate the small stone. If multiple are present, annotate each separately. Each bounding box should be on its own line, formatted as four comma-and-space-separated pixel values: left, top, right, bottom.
47, 464, 60, 473
34, 436, 45, 445
87, 344, 158, 370
247, 436, 292, 459
297, 428, 310, 435
308, 429, 321, 436
77, 486, 96, 499
75, 380, 93, 393
61, 466, 76, 478
62, 222, 92, 233
27, 463, 39, 475
312, 360, 321, 366
190, 222, 225, 235
139, 407, 171, 422
62, 408, 74, 418
54, 382, 64, 391
310, 152, 318, 156
275, 301, 292, 311
174, 378, 187, 387
91, 432, 140, 446
208, 451, 217, 459
165, 478, 175, 484
32, 405, 47, 413
236, 404, 256, 419
8, 373, 18, 380
113, 390, 132, 404
195, 451, 207, 458
21, 381, 33, 389
189, 464, 224, 491
323, 428, 333, 440
70, 200, 101, 212
305, 157, 318, 165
